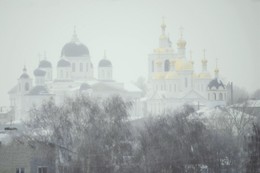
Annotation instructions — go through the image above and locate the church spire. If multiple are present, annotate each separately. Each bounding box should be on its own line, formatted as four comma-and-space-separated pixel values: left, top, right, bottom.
177, 26, 186, 48
201, 49, 208, 72
161, 16, 166, 35
214, 58, 219, 78
103, 50, 107, 59
71, 26, 79, 42
23, 65, 27, 73
177, 26, 187, 58
43, 51, 47, 60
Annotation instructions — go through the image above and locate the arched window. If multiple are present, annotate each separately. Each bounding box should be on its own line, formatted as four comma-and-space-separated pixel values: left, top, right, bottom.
152, 61, 154, 72
213, 93, 217, 100
185, 78, 188, 88
219, 93, 223, 100
25, 82, 29, 91
164, 60, 170, 72
208, 93, 210, 100
86, 63, 88, 72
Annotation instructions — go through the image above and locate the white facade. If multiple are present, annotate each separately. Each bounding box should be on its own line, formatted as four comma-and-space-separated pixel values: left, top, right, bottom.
146, 21, 227, 115
7, 31, 143, 122
4, 22, 229, 122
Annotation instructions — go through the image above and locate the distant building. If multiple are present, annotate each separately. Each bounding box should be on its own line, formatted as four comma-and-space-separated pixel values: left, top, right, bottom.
4, 21, 229, 122
0, 130, 80, 173
145, 20, 227, 115
7, 29, 143, 122
231, 99, 260, 116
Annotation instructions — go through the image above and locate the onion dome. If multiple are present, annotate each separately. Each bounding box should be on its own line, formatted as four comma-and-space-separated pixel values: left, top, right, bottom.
57, 59, 71, 67
177, 38, 186, 49
177, 27, 186, 48
198, 72, 211, 79
34, 68, 46, 76
27, 86, 49, 95
19, 66, 30, 79
61, 43, 89, 57
174, 59, 193, 71
99, 59, 112, 67
39, 60, 52, 68
61, 28, 89, 57
80, 83, 91, 91
208, 78, 225, 90
99, 51, 112, 67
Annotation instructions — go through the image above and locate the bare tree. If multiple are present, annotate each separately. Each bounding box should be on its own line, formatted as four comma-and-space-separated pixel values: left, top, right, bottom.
23, 95, 134, 173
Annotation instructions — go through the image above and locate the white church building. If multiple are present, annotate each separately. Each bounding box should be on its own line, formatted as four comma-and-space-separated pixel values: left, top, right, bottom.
145, 21, 227, 115
7, 30, 143, 122
4, 20, 227, 123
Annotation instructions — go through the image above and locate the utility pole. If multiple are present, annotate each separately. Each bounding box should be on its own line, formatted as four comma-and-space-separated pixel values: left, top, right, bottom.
231, 82, 234, 105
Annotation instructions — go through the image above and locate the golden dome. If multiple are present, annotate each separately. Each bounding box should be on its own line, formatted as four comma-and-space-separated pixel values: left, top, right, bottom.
177, 38, 186, 48
154, 48, 166, 53
201, 58, 207, 65
198, 72, 211, 79
152, 72, 165, 80
165, 71, 178, 79
174, 59, 193, 71
160, 35, 167, 39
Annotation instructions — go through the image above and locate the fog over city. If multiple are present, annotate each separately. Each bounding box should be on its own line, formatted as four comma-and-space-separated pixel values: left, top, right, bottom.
0, 0, 259, 106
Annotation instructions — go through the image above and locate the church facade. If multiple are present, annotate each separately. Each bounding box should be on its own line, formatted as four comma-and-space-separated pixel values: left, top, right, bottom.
5, 21, 228, 122
145, 21, 227, 115
8, 30, 143, 122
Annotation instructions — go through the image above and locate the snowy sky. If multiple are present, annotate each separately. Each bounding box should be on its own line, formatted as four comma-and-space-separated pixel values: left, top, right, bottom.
0, 0, 259, 106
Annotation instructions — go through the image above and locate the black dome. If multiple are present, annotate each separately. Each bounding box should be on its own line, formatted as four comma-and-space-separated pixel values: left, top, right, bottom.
20, 73, 29, 79
57, 59, 71, 67
99, 59, 112, 67
61, 42, 89, 57
208, 78, 225, 89
34, 68, 46, 76
19, 67, 30, 79
39, 60, 52, 68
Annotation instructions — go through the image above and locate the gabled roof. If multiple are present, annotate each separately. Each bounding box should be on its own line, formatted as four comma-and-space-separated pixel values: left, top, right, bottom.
182, 90, 206, 100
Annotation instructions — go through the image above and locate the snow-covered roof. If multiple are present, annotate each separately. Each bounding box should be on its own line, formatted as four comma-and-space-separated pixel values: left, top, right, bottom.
123, 82, 142, 92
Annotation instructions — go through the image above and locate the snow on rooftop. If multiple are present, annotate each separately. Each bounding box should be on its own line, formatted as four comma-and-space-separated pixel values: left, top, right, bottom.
123, 82, 142, 92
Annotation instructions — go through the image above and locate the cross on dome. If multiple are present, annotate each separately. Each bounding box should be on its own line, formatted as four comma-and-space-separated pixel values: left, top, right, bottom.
179, 26, 184, 39
104, 50, 107, 59
71, 25, 79, 43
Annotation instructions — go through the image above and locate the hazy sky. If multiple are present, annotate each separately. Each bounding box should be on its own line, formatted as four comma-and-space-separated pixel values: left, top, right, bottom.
0, 0, 259, 106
